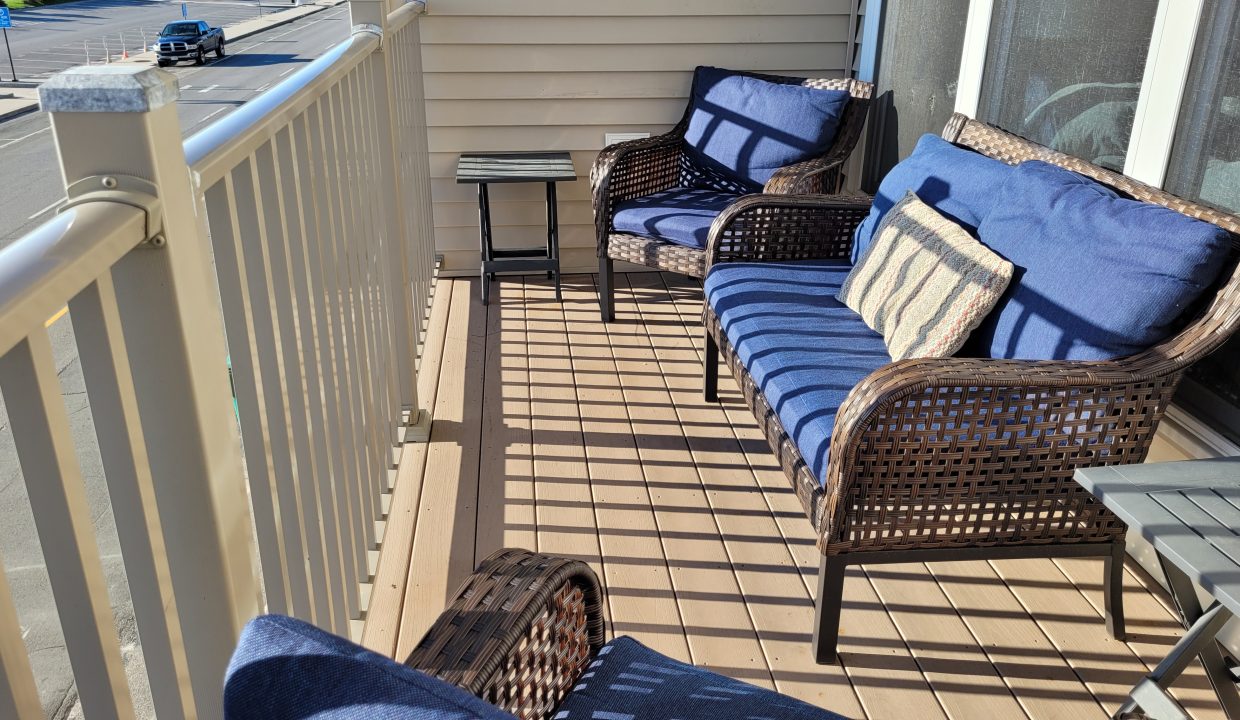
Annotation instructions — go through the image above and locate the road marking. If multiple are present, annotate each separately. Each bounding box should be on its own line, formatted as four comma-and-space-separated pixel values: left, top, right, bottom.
256, 82, 271, 92
279, 67, 295, 77
0, 127, 50, 151
199, 84, 220, 93
44, 306, 68, 328
201, 107, 227, 122
27, 198, 63, 221
182, 84, 194, 90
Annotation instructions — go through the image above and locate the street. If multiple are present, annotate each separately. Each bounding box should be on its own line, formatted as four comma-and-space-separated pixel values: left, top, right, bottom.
0, 2, 349, 717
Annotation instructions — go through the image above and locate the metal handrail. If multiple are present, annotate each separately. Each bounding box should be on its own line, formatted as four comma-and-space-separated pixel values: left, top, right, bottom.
184, 32, 377, 187
0, 203, 145, 358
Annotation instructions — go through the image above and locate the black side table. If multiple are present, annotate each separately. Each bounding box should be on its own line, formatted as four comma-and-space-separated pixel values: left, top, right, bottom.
455, 151, 577, 305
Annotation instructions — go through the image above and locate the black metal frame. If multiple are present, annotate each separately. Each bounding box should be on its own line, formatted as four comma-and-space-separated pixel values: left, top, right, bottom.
812, 541, 1127, 664
476, 181, 562, 305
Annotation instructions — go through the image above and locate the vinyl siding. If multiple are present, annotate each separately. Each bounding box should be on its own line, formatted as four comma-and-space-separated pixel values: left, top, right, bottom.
418, 0, 859, 273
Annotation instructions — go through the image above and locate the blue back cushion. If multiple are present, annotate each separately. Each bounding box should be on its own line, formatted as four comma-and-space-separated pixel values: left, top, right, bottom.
852, 134, 1015, 263
555, 636, 850, 720
683, 66, 850, 191
971, 161, 1233, 360
224, 615, 515, 720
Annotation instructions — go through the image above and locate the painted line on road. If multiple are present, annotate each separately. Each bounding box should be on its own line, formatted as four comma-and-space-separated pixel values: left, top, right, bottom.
45, 306, 68, 328
201, 107, 227, 122
279, 67, 296, 77
256, 82, 271, 92
0, 127, 50, 150
198, 84, 220, 93
27, 198, 63, 221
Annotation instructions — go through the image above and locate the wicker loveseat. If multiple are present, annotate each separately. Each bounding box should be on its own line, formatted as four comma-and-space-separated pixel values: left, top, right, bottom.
701, 113, 1240, 664
223, 549, 849, 720
591, 68, 873, 321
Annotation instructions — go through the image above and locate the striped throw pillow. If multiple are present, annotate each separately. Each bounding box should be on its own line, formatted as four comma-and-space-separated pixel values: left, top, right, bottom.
838, 191, 1014, 360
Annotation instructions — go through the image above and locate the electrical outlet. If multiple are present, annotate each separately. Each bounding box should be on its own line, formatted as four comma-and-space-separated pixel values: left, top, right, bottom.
605, 132, 651, 146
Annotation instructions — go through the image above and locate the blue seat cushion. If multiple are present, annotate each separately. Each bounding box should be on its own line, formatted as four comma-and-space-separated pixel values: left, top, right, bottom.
971, 160, 1233, 360
554, 636, 850, 720
852, 133, 1015, 263
224, 615, 515, 719
612, 187, 741, 249
705, 259, 890, 486
684, 66, 851, 191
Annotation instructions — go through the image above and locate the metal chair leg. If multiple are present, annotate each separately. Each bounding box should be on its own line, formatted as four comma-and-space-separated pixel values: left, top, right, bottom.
704, 331, 719, 402
598, 255, 615, 322
1106, 540, 1127, 641
813, 555, 847, 665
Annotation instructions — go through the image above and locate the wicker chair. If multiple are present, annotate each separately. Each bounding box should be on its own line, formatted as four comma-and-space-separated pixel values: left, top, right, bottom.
701, 113, 1240, 664
405, 548, 606, 720
590, 71, 874, 321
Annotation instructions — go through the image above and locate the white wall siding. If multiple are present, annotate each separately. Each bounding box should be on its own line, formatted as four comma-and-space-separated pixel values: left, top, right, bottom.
420, 0, 858, 273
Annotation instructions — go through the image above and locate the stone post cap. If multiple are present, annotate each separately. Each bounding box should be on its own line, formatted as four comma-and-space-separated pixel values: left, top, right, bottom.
39, 65, 180, 114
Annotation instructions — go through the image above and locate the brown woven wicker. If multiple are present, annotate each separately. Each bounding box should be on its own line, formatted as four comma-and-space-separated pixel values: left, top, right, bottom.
591, 72, 874, 320
405, 548, 606, 720
702, 112, 1240, 664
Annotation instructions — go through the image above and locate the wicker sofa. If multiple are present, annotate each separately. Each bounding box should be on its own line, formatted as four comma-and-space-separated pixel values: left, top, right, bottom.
701, 113, 1240, 664
224, 549, 849, 720
591, 69, 873, 321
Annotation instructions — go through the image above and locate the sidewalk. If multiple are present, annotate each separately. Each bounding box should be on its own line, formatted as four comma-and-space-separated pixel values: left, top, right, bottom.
0, 0, 348, 123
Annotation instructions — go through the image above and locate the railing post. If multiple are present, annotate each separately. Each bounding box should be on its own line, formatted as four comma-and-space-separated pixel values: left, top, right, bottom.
351, 0, 432, 443
40, 65, 263, 716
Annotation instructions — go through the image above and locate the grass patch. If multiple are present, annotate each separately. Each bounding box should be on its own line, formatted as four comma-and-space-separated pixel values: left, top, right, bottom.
3, 0, 85, 9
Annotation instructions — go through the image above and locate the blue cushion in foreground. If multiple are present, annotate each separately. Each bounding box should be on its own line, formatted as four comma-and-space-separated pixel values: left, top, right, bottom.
612, 187, 741, 249
684, 66, 851, 191
971, 160, 1233, 360
704, 259, 889, 487
852, 133, 1014, 263
224, 615, 515, 720
554, 636, 850, 720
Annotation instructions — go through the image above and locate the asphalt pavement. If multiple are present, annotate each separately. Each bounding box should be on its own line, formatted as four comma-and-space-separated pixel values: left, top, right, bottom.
0, 2, 350, 717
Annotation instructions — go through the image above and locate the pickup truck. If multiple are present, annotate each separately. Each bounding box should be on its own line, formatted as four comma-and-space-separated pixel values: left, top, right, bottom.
155, 21, 225, 66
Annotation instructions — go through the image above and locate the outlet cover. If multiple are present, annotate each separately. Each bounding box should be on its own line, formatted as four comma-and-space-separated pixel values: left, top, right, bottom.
605, 132, 651, 146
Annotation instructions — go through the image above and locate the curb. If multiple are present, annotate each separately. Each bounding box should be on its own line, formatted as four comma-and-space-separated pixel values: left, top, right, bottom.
0, 102, 37, 123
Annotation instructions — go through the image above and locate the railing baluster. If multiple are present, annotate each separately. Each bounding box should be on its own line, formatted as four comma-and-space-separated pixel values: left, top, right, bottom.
203, 174, 297, 616
326, 79, 378, 577
314, 89, 369, 608
254, 138, 334, 628
302, 100, 362, 620
71, 274, 195, 719
339, 66, 385, 541
0, 547, 41, 718
0, 332, 135, 720
274, 120, 350, 636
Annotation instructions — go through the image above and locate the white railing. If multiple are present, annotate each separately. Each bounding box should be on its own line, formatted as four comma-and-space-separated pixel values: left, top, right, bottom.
0, 0, 434, 716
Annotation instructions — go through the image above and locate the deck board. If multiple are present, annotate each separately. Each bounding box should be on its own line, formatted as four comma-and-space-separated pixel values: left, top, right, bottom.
370, 274, 1229, 719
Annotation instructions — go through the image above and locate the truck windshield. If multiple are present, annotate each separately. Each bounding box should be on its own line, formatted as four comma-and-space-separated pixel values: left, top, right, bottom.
161, 23, 200, 35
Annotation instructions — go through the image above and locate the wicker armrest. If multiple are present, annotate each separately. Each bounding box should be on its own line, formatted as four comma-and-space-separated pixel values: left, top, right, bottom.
819, 356, 1163, 552
590, 131, 684, 211
763, 156, 847, 195
405, 549, 606, 720
705, 193, 872, 270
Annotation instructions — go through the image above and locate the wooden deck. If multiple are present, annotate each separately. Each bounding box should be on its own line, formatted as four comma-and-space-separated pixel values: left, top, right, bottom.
363, 272, 1228, 720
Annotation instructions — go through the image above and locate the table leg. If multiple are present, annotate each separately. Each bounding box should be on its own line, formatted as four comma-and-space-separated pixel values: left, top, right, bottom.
547, 181, 561, 300
478, 182, 493, 305
1114, 559, 1240, 720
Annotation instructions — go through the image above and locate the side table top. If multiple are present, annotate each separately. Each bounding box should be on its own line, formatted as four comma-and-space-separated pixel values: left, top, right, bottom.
1075, 457, 1240, 616
456, 151, 577, 184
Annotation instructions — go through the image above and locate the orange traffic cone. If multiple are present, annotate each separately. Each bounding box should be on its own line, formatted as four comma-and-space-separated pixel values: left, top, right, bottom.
121, 48, 129, 59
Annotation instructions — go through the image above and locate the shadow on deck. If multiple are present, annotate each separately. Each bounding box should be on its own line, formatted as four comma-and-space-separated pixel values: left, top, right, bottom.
362, 272, 1224, 720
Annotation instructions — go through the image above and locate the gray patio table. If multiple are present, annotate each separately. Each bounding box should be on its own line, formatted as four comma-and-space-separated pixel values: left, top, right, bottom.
1075, 458, 1240, 720
456, 151, 577, 305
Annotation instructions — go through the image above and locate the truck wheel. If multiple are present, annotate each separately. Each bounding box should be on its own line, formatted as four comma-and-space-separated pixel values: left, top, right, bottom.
157, 59, 170, 67
195, 46, 205, 65
216, 40, 225, 59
